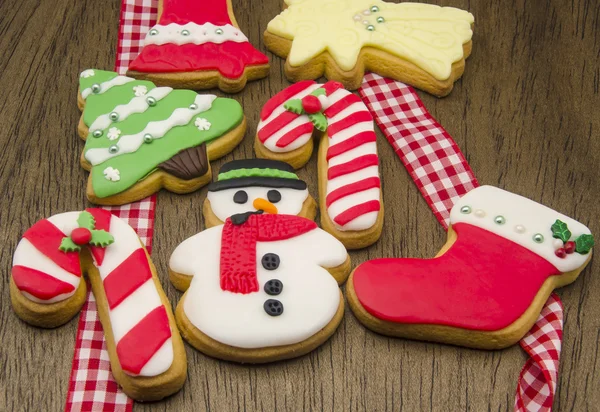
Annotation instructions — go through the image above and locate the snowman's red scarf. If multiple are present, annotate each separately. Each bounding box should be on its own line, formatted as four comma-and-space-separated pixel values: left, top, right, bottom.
220, 214, 317, 294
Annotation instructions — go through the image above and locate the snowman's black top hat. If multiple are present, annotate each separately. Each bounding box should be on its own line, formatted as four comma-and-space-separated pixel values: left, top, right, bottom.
208, 159, 307, 191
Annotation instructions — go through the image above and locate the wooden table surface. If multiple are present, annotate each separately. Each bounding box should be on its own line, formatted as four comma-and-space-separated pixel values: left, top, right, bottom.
1, 0, 599, 410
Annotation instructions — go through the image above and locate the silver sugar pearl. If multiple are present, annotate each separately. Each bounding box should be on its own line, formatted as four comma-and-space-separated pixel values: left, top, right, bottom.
108, 145, 119, 154
377, 16, 385, 23
109, 112, 119, 121
143, 133, 153, 143
181, 29, 190, 36
533, 233, 545, 243
146, 96, 157, 106
149, 29, 159, 36
92, 130, 103, 138
367, 25, 375, 31
494, 215, 506, 225
189, 103, 198, 110
460, 206, 471, 214
215, 28, 224, 35
91, 84, 101, 94
371, 5, 380, 12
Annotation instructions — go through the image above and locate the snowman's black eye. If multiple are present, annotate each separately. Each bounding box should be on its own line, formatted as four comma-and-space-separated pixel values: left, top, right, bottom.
267, 190, 281, 203
233, 190, 248, 204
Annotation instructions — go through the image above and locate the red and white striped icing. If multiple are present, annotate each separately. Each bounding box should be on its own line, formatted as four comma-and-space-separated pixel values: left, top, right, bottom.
11, 210, 173, 377
257, 82, 381, 231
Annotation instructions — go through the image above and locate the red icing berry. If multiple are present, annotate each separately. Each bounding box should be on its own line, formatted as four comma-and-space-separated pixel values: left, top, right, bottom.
555, 248, 567, 258
71, 228, 92, 245
301, 95, 322, 114
565, 241, 576, 254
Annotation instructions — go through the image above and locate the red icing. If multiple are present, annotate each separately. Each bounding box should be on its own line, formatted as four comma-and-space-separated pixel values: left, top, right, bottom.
158, 0, 232, 26
321, 81, 344, 96
257, 111, 300, 143
87, 208, 112, 266
328, 111, 373, 136
326, 177, 381, 207
103, 249, 152, 310
352, 223, 559, 331
129, 42, 269, 79
23, 220, 81, 276
328, 154, 379, 180
276, 123, 314, 148
12, 266, 75, 301
220, 214, 317, 294
333, 201, 381, 226
326, 131, 377, 161
324, 93, 361, 118
302, 95, 321, 114
71, 228, 91, 245
260, 80, 316, 120
116, 306, 172, 375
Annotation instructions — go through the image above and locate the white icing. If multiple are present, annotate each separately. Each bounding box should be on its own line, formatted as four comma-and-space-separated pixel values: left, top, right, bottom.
207, 187, 310, 222
340, 211, 379, 231
327, 187, 380, 222
110, 279, 162, 342
328, 122, 372, 146
88, 87, 173, 132
139, 338, 174, 376
144, 22, 249, 46
174, 225, 348, 349
450, 186, 592, 273
326, 165, 379, 192
103, 167, 120, 182
81, 75, 135, 100
107, 127, 121, 141
195, 117, 211, 131
133, 85, 147, 96
85, 95, 216, 165
80, 69, 95, 78
97, 215, 142, 278
328, 142, 377, 167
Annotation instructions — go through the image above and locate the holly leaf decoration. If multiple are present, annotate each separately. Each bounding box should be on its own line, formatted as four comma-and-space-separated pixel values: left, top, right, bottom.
550, 219, 571, 243
89, 230, 115, 247
59, 237, 81, 252
311, 88, 326, 97
283, 99, 304, 115
77, 211, 96, 230
308, 112, 328, 132
574, 234, 594, 254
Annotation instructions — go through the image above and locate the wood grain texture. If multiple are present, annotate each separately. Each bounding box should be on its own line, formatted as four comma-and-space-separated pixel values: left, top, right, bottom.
1, 0, 599, 411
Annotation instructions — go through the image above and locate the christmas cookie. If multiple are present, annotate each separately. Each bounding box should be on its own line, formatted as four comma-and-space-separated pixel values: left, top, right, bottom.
347, 186, 594, 349
264, 0, 474, 96
203, 159, 317, 227
10, 209, 187, 400
77, 69, 246, 205
127, 0, 270, 93
255, 80, 383, 249
169, 212, 351, 362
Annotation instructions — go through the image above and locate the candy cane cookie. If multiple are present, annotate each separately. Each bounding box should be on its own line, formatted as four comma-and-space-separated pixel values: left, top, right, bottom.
10, 209, 186, 401
255, 81, 383, 249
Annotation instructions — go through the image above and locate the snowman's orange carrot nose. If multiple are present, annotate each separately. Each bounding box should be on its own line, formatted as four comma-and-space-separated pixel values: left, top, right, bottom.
253, 198, 278, 214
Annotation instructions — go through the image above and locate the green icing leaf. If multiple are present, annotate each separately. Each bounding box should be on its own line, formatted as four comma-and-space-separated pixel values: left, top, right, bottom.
575, 234, 594, 254
89, 230, 115, 247
308, 112, 328, 132
77, 211, 96, 230
59, 237, 81, 252
550, 219, 571, 243
284, 99, 304, 114
218, 168, 299, 181
310, 88, 327, 97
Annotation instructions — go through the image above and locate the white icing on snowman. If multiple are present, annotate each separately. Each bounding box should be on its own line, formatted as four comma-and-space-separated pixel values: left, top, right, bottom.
207, 186, 309, 221
169, 223, 348, 349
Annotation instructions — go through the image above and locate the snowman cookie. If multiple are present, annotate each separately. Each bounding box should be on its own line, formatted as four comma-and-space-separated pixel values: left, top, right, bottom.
264, 0, 474, 96
347, 186, 594, 349
77, 69, 246, 205
256, 80, 383, 249
169, 212, 351, 363
203, 159, 317, 227
10, 209, 186, 400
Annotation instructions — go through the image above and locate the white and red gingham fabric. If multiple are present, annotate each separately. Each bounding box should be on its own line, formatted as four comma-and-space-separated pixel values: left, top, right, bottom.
65, 1, 158, 410
358, 73, 563, 412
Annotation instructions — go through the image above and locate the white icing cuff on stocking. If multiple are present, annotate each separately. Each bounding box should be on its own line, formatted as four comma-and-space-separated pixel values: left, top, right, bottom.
144, 23, 249, 46
450, 185, 593, 273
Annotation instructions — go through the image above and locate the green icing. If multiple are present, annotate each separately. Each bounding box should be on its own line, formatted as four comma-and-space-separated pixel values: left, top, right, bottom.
79, 69, 119, 92
88, 98, 244, 198
82, 80, 156, 127
218, 168, 299, 181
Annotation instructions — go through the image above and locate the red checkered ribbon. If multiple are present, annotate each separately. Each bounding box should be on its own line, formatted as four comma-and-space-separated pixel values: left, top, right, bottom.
358, 73, 563, 411
65, 1, 158, 410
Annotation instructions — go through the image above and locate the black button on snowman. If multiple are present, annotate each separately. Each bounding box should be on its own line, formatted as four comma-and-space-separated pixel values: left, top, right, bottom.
207, 159, 312, 318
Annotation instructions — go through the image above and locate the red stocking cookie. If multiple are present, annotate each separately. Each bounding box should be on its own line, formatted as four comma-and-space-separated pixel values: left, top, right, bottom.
10, 209, 186, 401
347, 186, 594, 349
255, 81, 383, 249
128, 0, 270, 93
169, 212, 351, 362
